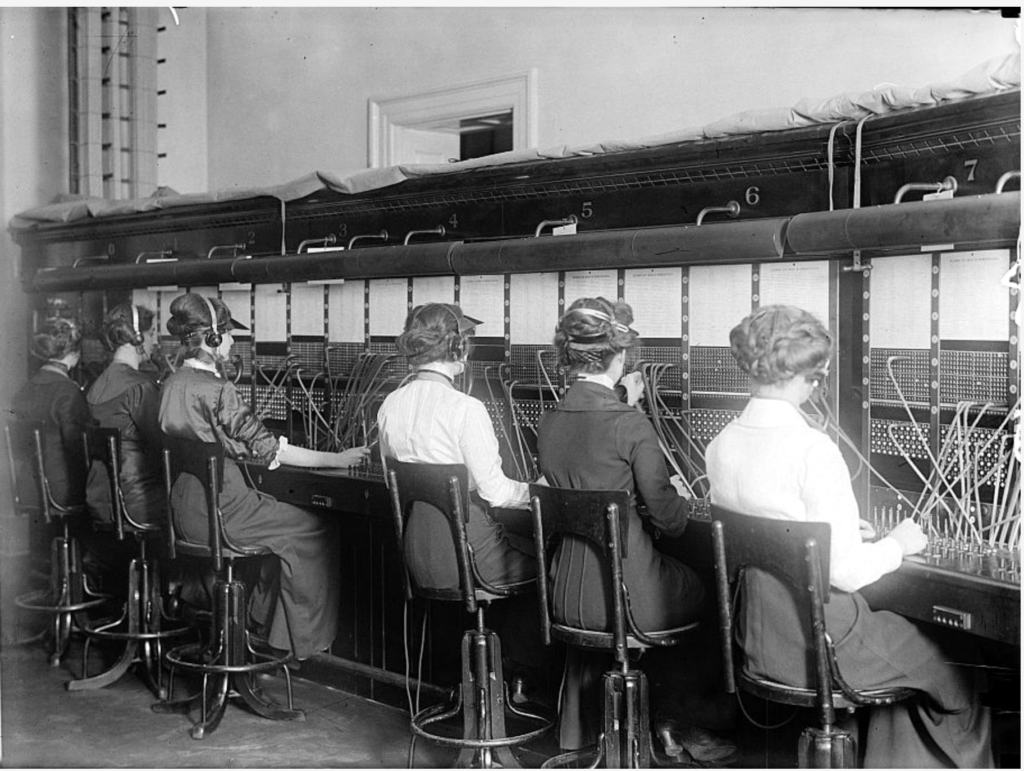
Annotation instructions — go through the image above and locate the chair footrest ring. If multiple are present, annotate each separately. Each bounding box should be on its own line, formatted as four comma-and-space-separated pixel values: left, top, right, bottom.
80, 625, 193, 642
15, 589, 108, 614
411, 700, 553, 750
165, 642, 293, 676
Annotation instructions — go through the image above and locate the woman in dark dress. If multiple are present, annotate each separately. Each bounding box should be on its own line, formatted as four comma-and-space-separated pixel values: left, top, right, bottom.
537, 297, 731, 758
158, 293, 369, 659
11, 317, 92, 510
85, 303, 164, 528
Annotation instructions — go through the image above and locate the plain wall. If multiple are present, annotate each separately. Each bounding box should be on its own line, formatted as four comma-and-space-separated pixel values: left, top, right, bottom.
200, 7, 1019, 192
157, 7, 209, 195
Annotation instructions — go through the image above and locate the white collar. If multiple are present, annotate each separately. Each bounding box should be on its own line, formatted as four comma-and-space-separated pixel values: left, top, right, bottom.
739, 397, 811, 428
183, 358, 220, 377
576, 372, 617, 390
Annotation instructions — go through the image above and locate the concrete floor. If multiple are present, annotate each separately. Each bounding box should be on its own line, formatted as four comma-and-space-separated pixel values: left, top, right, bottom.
0, 642, 458, 769
2, 636, 1016, 769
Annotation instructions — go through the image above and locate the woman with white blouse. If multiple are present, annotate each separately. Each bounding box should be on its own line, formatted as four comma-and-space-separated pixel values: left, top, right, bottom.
705, 304, 993, 768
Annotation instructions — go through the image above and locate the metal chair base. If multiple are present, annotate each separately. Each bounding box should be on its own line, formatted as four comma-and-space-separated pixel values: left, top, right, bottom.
798, 727, 856, 769
151, 572, 302, 739
14, 531, 110, 666
411, 627, 553, 769
542, 669, 657, 770
67, 555, 192, 698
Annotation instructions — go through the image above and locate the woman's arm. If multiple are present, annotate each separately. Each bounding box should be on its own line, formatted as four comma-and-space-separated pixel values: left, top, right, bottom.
622, 415, 688, 538
278, 442, 369, 469
458, 399, 529, 508
801, 440, 904, 592
216, 380, 367, 467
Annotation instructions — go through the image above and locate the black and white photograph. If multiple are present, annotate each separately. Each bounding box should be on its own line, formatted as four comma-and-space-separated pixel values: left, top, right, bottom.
0, 4, 1019, 768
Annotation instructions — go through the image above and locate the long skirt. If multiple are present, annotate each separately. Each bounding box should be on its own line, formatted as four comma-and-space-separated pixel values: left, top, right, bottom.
742, 568, 993, 768
170, 460, 340, 659
552, 518, 707, 750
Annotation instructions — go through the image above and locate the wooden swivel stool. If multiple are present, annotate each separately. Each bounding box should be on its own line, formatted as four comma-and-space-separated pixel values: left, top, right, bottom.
152, 436, 302, 739
387, 459, 553, 769
710, 506, 916, 769
5, 420, 108, 666
67, 426, 191, 696
529, 485, 701, 769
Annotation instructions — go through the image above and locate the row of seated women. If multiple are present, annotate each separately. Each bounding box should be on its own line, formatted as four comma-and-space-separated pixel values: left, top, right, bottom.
13, 293, 994, 767
376, 297, 995, 768
12, 294, 368, 661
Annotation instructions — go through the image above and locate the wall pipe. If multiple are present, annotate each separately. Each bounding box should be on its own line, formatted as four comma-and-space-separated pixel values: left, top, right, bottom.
25, 193, 1019, 294
784, 192, 1018, 256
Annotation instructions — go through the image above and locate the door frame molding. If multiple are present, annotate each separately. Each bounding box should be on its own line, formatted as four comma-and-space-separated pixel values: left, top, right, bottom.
368, 69, 538, 168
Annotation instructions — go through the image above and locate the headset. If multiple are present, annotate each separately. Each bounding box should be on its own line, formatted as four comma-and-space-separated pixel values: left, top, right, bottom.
128, 304, 145, 348
199, 295, 223, 348
561, 306, 630, 336
408, 303, 468, 361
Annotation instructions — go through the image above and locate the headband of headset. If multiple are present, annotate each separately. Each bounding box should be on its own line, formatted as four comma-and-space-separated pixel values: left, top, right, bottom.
130, 304, 144, 347
560, 306, 633, 353
406, 303, 477, 361
561, 306, 629, 335
201, 295, 223, 348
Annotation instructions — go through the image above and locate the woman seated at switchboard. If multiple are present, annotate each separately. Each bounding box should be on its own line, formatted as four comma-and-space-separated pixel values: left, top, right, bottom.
12, 316, 93, 510
376, 303, 545, 686
537, 297, 735, 760
159, 293, 369, 659
85, 303, 165, 529
705, 304, 993, 768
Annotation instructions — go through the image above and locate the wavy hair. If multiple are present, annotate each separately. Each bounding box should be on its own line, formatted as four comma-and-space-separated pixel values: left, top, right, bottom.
396, 303, 472, 366
729, 304, 832, 386
100, 304, 155, 352
31, 317, 83, 361
166, 293, 232, 360
553, 296, 640, 374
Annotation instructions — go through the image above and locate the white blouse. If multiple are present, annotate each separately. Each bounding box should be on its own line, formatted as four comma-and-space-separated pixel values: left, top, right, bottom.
377, 376, 529, 509
705, 397, 903, 593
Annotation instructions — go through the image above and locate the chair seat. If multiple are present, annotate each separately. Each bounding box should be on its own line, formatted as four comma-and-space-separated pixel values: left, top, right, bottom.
172, 540, 273, 561
414, 576, 536, 604
551, 619, 699, 650
738, 670, 918, 709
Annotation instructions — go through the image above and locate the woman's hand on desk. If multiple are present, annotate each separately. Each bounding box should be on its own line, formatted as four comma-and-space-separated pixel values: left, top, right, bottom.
887, 518, 927, 557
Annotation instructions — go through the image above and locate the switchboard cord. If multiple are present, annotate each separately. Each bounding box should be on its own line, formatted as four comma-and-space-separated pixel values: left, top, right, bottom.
535, 349, 561, 410
481, 364, 537, 481
637, 361, 709, 498
289, 369, 335, 450
402, 598, 429, 767
886, 355, 1020, 546
802, 393, 912, 521
330, 353, 403, 450
253, 355, 300, 421
502, 377, 541, 481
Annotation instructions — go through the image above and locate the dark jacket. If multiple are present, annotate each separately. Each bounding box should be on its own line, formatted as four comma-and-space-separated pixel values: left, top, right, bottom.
537, 380, 701, 632
11, 367, 93, 508
158, 366, 279, 461
85, 362, 165, 526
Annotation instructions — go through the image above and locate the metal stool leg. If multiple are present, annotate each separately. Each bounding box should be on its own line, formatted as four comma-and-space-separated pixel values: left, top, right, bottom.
601, 669, 651, 769
798, 726, 856, 769
408, 623, 548, 769
16, 526, 109, 666
67, 553, 191, 697
152, 569, 302, 739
